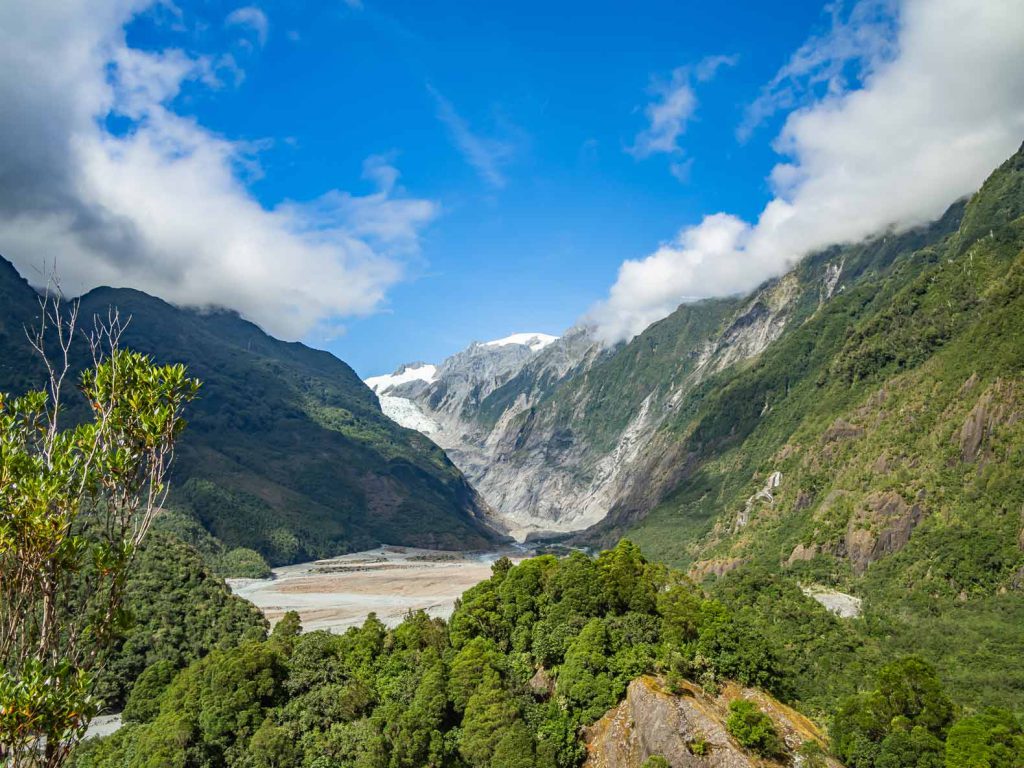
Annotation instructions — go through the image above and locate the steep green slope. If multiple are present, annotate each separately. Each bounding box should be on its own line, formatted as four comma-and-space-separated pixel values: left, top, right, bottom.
608, 144, 1024, 712
0, 265, 503, 565
95, 531, 269, 708
440, 195, 968, 540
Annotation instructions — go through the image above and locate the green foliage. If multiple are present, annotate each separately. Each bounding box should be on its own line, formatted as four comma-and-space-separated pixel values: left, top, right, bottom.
95, 532, 268, 708
726, 699, 783, 757
72, 540, 1024, 768
72, 542, 799, 768
219, 547, 273, 579
122, 660, 176, 724
832, 658, 955, 768
556, 618, 621, 724
448, 637, 504, 713
641, 757, 670, 768
686, 734, 710, 756
945, 709, 1024, 768
1, 334, 199, 763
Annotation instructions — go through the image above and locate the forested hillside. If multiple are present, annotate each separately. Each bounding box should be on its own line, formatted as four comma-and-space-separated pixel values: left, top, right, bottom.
0, 264, 505, 570
588, 144, 1024, 711
74, 543, 1023, 768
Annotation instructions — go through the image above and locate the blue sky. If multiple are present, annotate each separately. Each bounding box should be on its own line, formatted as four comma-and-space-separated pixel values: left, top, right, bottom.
3, 1, 1021, 378
129, 0, 827, 373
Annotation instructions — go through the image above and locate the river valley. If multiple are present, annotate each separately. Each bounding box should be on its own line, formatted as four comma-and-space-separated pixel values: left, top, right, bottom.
227, 545, 525, 633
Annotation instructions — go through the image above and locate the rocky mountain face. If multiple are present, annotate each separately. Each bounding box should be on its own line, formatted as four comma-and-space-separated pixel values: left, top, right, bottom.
369, 209, 963, 541
0, 262, 506, 566
368, 329, 610, 538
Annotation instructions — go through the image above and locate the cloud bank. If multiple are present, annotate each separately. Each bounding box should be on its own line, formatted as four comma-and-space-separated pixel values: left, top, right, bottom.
0, 1, 437, 341
591, 0, 1024, 344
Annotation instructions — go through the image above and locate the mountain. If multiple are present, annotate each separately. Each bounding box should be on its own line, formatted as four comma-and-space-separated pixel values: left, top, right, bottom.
376, 146, 1021, 551
365, 329, 608, 538
0, 262, 505, 566
366, 143, 1024, 709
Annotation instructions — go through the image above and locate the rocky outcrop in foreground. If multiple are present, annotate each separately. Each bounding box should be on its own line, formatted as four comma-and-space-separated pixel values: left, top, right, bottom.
584, 676, 840, 768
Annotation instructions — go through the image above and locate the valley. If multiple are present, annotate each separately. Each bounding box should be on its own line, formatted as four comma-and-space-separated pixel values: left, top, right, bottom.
4, 3, 1023, 766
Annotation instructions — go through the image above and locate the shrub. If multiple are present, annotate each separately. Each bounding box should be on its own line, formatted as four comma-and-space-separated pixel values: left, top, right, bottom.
726, 699, 783, 757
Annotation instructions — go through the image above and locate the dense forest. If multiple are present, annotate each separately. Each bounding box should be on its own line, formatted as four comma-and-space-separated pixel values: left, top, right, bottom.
74, 542, 1023, 768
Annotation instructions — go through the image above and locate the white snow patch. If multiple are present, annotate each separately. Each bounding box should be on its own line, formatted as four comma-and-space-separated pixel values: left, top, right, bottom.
482, 333, 558, 352
378, 395, 440, 434
365, 363, 437, 394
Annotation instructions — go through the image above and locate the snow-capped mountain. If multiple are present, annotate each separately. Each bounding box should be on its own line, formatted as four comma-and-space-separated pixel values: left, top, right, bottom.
364, 329, 608, 539
365, 362, 437, 395
481, 333, 558, 352
364, 363, 440, 434
364, 333, 570, 453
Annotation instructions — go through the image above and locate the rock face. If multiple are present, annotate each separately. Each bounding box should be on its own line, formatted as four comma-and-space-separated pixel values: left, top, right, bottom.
583, 677, 838, 768
843, 491, 924, 575
367, 328, 609, 538
958, 380, 1016, 463
366, 267, 819, 540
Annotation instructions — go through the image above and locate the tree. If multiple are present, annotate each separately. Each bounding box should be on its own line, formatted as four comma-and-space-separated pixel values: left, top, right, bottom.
0, 297, 199, 766
459, 680, 523, 767
121, 660, 177, 725
448, 637, 503, 714
945, 710, 1024, 768
246, 719, 299, 768
597, 540, 657, 615
726, 699, 782, 758
831, 657, 955, 768
656, 581, 704, 646
556, 618, 620, 724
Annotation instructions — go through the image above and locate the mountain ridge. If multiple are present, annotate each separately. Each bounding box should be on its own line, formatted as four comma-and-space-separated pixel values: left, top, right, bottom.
0, 263, 508, 566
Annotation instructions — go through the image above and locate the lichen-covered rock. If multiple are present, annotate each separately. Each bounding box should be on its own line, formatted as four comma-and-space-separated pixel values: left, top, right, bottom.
583, 677, 839, 768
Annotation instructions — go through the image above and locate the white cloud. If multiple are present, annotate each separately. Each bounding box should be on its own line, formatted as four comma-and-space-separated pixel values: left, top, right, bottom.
225, 6, 269, 47
0, 1, 438, 341
628, 55, 737, 173
628, 68, 697, 158
590, 0, 1024, 344
739, 0, 898, 142
428, 85, 514, 189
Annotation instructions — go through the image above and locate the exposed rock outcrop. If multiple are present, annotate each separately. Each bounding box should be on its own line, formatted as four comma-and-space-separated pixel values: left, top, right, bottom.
689, 558, 748, 581
843, 491, 924, 575
958, 381, 1016, 463
786, 543, 819, 566
583, 676, 838, 768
